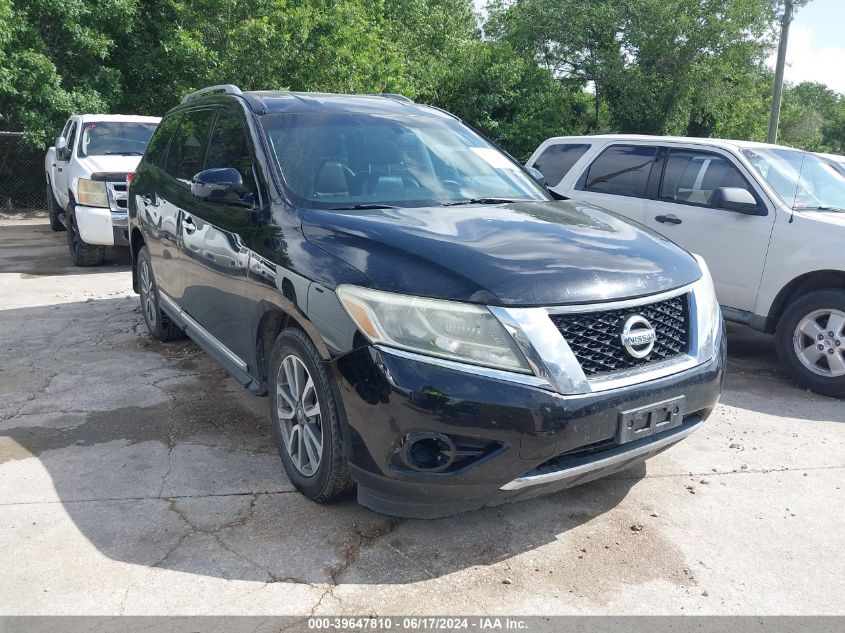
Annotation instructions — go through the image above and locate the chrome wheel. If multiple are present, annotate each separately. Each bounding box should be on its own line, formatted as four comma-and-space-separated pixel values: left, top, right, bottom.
276, 354, 323, 476
139, 259, 157, 329
793, 308, 845, 378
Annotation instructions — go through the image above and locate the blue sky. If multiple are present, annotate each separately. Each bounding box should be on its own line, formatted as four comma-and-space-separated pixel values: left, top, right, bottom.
773, 0, 845, 94
473, 0, 845, 95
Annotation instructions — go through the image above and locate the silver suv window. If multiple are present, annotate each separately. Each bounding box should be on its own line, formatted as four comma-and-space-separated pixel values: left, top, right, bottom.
532, 143, 590, 186
660, 149, 752, 208
580, 145, 658, 197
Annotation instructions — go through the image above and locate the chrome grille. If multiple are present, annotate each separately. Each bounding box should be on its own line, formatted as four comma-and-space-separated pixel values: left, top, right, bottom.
106, 181, 128, 213
550, 294, 689, 376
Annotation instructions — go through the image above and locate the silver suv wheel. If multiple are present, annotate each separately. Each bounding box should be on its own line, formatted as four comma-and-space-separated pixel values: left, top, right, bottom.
793, 308, 845, 377
276, 354, 323, 476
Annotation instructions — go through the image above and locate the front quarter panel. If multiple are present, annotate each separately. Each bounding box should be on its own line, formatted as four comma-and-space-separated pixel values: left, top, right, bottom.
242, 201, 371, 367
756, 210, 845, 317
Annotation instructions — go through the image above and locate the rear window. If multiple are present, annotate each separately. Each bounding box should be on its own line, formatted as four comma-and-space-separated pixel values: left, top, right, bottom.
531, 143, 590, 186
580, 145, 658, 197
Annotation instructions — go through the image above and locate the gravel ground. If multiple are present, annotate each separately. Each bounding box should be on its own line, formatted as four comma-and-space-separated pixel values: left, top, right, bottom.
0, 218, 843, 616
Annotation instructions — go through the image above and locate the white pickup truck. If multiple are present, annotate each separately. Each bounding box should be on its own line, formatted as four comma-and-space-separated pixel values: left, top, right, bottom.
44, 114, 160, 265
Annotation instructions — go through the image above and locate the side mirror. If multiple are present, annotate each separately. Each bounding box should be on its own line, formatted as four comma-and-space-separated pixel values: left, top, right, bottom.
526, 166, 546, 184
711, 187, 763, 215
190, 168, 253, 206
55, 136, 71, 161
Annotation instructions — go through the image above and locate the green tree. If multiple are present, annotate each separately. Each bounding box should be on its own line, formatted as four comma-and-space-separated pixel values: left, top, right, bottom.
778, 81, 845, 152
115, 0, 411, 115
488, 0, 778, 136
429, 39, 592, 160
383, 0, 479, 98
0, 0, 134, 146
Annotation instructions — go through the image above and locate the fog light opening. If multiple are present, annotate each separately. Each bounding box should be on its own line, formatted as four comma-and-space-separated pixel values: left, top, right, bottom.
400, 432, 457, 473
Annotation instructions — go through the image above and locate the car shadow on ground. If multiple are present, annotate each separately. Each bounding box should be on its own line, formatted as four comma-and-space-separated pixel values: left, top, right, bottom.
0, 298, 647, 585
720, 322, 844, 421
0, 222, 131, 276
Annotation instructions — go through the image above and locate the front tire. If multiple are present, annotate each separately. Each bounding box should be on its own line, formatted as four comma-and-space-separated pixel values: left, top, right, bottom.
46, 184, 65, 231
269, 328, 353, 502
776, 289, 845, 398
67, 206, 105, 266
137, 246, 184, 342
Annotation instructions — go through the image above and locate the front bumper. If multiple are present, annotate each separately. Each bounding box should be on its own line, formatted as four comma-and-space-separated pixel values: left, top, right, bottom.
332, 330, 725, 519
74, 205, 129, 247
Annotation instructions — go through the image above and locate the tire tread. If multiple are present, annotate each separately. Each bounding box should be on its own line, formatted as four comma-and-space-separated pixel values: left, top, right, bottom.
137, 246, 184, 342
269, 327, 353, 502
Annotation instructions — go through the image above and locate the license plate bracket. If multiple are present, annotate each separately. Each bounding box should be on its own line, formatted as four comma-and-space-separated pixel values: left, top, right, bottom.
616, 396, 685, 444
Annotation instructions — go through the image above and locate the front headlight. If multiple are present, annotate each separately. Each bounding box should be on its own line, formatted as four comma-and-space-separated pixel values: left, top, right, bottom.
690, 254, 722, 362
77, 179, 109, 208
336, 285, 532, 373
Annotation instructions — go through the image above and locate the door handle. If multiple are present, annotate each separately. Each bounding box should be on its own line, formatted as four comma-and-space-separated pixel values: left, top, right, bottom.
655, 214, 682, 225
183, 216, 196, 234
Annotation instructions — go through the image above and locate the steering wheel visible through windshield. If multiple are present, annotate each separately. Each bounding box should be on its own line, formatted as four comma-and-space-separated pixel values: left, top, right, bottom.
260, 112, 549, 209
742, 147, 845, 212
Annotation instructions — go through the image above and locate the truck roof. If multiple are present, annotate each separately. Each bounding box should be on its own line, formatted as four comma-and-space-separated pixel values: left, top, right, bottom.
76, 114, 161, 124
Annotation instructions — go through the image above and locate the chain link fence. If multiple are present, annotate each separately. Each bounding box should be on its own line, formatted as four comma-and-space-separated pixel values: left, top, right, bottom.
0, 132, 47, 212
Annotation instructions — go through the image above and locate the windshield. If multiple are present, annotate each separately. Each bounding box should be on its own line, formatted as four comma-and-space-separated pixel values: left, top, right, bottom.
742, 147, 845, 211
261, 112, 548, 208
821, 156, 845, 177
79, 121, 158, 157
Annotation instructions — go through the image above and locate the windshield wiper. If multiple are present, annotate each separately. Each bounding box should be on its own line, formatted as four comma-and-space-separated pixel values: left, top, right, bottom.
799, 205, 845, 213
441, 198, 515, 206
328, 203, 398, 210
99, 151, 144, 156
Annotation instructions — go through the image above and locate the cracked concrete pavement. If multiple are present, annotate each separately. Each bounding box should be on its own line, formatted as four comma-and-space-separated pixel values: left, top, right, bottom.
0, 218, 843, 615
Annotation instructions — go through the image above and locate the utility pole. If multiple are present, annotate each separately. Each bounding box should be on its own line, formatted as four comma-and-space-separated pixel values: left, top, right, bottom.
768, 0, 794, 144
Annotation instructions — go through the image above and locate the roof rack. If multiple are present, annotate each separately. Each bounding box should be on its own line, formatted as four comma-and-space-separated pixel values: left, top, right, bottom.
365, 92, 414, 103
181, 84, 243, 104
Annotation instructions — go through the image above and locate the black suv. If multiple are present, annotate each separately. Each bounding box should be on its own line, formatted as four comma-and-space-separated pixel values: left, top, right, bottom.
128, 85, 725, 518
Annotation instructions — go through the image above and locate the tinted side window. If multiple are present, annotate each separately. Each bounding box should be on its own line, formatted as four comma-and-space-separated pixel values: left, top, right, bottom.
660, 150, 752, 208
581, 145, 657, 197
204, 110, 256, 195
144, 114, 181, 168
532, 143, 590, 186
164, 109, 216, 182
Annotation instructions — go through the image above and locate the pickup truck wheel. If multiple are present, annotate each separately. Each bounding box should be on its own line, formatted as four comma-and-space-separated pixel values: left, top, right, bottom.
269, 328, 353, 502
137, 246, 184, 342
67, 208, 105, 266
776, 289, 845, 398
46, 184, 65, 232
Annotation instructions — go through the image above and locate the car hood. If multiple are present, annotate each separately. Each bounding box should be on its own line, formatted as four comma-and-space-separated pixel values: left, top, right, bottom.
302, 200, 702, 306
798, 209, 845, 228
76, 154, 142, 176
